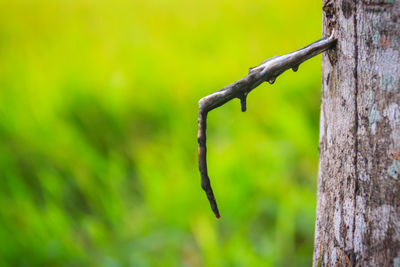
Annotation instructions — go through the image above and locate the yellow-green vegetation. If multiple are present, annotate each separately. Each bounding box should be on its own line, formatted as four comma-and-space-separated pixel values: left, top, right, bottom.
0, 0, 322, 266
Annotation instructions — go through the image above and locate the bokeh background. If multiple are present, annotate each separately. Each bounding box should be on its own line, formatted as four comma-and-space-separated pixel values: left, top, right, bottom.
0, 0, 324, 266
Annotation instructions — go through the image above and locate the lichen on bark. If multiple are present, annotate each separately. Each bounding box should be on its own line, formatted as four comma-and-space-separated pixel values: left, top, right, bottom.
313, 0, 400, 266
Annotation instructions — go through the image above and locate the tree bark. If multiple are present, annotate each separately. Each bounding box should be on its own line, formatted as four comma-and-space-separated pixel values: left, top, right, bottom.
313, 0, 400, 266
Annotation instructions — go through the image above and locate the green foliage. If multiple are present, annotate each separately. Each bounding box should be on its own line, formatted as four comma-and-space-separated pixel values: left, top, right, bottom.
0, 0, 322, 266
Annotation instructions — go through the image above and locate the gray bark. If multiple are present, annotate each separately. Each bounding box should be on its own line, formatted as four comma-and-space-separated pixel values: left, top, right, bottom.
313, 0, 400, 266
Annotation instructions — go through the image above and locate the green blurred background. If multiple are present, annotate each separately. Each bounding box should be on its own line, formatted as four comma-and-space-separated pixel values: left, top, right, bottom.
0, 0, 323, 266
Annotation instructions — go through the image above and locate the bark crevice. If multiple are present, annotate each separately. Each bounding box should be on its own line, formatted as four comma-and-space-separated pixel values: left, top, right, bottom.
351, 0, 359, 264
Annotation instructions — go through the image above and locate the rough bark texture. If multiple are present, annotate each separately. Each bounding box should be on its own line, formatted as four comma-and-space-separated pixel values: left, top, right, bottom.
313, 0, 400, 266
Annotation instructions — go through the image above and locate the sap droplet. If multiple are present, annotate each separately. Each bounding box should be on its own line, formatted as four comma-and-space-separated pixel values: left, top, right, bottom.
292, 65, 299, 72
240, 94, 247, 112
268, 78, 275, 84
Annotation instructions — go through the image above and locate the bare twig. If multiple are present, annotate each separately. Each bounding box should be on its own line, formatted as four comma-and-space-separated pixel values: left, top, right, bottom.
198, 33, 337, 219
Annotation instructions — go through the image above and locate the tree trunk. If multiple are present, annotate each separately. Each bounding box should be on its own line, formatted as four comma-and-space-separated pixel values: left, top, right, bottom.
313, 0, 400, 266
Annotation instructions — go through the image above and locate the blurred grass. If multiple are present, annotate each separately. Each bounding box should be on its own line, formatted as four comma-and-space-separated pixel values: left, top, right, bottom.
0, 0, 323, 266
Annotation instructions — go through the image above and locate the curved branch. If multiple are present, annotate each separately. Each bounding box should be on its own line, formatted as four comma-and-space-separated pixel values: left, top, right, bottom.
198, 33, 337, 219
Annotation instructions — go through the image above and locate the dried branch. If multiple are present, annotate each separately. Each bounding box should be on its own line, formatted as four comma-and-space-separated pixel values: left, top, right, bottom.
197, 33, 337, 219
